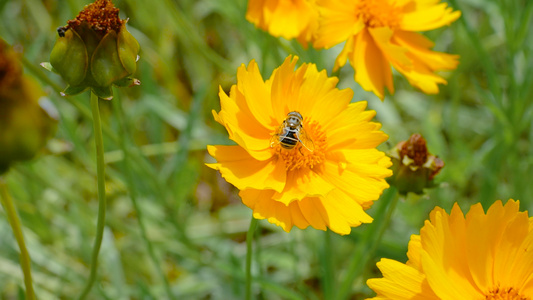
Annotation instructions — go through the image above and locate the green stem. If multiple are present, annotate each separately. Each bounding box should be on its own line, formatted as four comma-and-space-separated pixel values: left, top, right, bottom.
321, 230, 334, 299
0, 177, 36, 300
112, 96, 175, 299
336, 187, 398, 300
78, 92, 107, 300
447, 0, 502, 102
246, 216, 259, 300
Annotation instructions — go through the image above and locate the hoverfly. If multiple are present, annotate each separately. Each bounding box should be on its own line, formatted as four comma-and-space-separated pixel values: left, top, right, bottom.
57, 26, 67, 37
270, 111, 314, 152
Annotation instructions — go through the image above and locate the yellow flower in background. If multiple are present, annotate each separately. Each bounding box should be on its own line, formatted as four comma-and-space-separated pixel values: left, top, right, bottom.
367, 199, 533, 299
207, 56, 392, 235
314, 0, 461, 100
246, 0, 319, 46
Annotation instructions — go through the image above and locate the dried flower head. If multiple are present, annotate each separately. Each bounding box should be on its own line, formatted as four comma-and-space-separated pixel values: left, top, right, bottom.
387, 134, 444, 195
0, 39, 58, 174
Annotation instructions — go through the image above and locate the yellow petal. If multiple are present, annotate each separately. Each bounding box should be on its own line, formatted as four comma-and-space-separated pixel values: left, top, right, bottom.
421, 248, 482, 299
351, 29, 393, 100
401, 3, 461, 32
421, 206, 482, 298
321, 189, 373, 234
406, 234, 423, 270
321, 161, 390, 205
272, 168, 335, 205
333, 36, 355, 71
296, 197, 328, 231
207, 145, 286, 192
314, 1, 363, 49
241, 188, 310, 232
217, 85, 273, 161
393, 31, 459, 71
367, 258, 439, 300
368, 27, 411, 69
238, 60, 277, 129
390, 31, 459, 94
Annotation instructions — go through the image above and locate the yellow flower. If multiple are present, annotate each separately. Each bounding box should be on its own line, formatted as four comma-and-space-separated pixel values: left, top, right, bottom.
246, 0, 319, 45
367, 199, 533, 299
207, 56, 392, 235
314, 0, 461, 100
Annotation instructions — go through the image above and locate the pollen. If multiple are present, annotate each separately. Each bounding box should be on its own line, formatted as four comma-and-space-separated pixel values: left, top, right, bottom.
276, 120, 327, 171
66, 0, 123, 35
485, 287, 530, 300
355, 0, 403, 29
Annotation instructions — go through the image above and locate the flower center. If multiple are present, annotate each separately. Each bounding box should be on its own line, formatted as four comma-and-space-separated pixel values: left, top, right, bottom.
273, 120, 326, 171
356, 0, 403, 29
485, 287, 530, 300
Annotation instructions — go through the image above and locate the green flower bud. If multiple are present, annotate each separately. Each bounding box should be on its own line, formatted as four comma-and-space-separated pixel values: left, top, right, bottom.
43, 0, 140, 100
387, 134, 444, 195
0, 39, 58, 175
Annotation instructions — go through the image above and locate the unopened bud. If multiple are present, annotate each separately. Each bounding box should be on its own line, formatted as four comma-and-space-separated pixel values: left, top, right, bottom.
43, 0, 140, 100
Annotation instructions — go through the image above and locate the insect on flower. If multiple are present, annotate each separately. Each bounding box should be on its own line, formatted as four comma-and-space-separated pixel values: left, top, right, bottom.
270, 111, 315, 152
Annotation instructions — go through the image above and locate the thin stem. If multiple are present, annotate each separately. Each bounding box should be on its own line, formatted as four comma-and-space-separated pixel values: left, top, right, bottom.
0, 177, 36, 300
78, 92, 107, 300
246, 216, 259, 300
112, 96, 175, 299
336, 186, 398, 300
321, 230, 334, 299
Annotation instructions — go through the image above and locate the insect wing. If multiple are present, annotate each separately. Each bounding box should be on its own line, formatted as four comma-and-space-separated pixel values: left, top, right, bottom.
296, 126, 315, 152
270, 123, 286, 148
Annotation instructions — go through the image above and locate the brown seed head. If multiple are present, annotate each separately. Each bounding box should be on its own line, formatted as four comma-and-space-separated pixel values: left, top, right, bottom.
66, 0, 123, 35
399, 133, 428, 166
0, 40, 22, 93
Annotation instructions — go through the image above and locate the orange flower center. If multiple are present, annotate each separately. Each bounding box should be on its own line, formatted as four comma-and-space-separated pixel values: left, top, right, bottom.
273, 120, 327, 171
485, 287, 529, 300
356, 0, 403, 29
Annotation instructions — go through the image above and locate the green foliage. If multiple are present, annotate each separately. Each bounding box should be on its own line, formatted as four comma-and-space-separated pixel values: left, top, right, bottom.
0, 0, 532, 299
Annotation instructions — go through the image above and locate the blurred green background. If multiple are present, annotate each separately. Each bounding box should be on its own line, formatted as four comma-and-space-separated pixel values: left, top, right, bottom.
0, 0, 532, 298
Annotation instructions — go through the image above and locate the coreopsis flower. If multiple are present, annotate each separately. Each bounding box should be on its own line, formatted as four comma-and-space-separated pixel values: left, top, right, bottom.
367, 199, 533, 299
42, 0, 140, 100
207, 56, 392, 235
387, 133, 444, 195
314, 0, 461, 100
246, 0, 319, 46
0, 39, 58, 174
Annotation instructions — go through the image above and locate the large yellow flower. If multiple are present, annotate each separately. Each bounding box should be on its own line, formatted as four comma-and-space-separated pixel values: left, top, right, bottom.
314, 0, 461, 100
246, 0, 319, 45
367, 199, 533, 299
207, 56, 392, 235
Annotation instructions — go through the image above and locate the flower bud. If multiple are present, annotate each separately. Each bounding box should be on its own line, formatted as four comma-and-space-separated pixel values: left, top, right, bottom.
0, 40, 58, 175
43, 0, 140, 100
387, 134, 444, 195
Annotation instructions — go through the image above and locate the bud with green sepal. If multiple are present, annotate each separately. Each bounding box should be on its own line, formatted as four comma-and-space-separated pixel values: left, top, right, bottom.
387, 134, 444, 195
0, 39, 58, 175
42, 0, 140, 100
